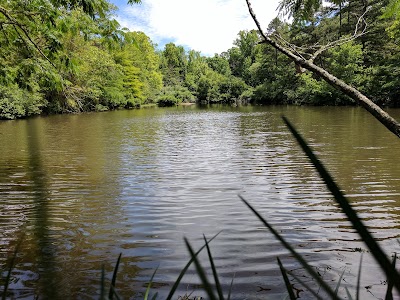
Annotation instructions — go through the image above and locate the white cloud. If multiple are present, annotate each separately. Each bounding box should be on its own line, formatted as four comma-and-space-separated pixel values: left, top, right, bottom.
113, 0, 281, 55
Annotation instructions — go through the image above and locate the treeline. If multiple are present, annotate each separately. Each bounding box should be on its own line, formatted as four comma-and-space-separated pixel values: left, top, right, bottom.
1, 0, 400, 120
222, 0, 400, 107
0, 0, 251, 120
157, 0, 400, 108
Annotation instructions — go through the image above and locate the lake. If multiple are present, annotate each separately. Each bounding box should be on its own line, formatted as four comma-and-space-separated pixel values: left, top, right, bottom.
0, 105, 399, 299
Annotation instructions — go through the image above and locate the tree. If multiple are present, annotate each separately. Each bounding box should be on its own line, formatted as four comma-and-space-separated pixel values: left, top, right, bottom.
160, 43, 188, 86
207, 54, 231, 76
245, 0, 400, 138
115, 31, 163, 104
0, 0, 144, 118
227, 30, 260, 81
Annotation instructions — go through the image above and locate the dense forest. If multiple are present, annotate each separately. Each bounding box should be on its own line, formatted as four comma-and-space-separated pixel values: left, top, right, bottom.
1, 0, 400, 119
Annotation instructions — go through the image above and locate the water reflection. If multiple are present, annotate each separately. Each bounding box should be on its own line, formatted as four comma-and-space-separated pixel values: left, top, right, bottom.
25, 119, 59, 299
0, 106, 399, 299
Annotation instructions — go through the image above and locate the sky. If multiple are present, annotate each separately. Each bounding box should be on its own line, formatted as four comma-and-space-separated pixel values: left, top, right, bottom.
109, 0, 282, 56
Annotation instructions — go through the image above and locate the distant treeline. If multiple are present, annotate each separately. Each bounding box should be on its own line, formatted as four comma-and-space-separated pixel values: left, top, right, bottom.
1, 0, 399, 119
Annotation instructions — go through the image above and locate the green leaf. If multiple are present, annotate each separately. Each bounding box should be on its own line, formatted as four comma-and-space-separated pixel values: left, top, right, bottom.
144, 266, 159, 300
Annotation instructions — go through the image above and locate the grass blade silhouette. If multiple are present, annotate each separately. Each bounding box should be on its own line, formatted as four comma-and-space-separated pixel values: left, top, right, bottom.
334, 270, 345, 296
356, 254, 363, 300
2, 239, 23, 300
165, 231, 221, 300
345, 287, 353, 300
144, 266, 158, 300
385, 253, 397, 300
227, 273, 235, 300
100, 265, 106, 300
109, 285, 122, 300
151, 292, 158, 300
203, 234, 224, 300
239, 194, 341, 299
277, 257, 296, 300
282, 116, 400, 295
184, 237, 218, 300
109, 253, 122, 300
286, 269, 324, 300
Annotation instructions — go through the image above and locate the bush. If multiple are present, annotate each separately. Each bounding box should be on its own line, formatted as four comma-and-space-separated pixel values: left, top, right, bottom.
156, 86, 195, 106
0, 85, 45, 119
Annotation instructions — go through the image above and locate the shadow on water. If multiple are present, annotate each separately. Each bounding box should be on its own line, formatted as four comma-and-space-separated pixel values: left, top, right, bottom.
25, 119, 59, 299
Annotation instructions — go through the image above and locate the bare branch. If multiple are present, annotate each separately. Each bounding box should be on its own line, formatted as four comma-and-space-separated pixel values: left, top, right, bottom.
308, 8, 370, 63
261, 5, 370, 68
272, 33, 308, 60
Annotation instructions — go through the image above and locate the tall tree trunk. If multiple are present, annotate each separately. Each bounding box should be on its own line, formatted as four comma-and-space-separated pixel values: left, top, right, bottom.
246, 0, 400, 139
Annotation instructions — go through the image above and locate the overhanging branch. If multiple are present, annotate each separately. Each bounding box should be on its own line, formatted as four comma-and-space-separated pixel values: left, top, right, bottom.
0, 5, 56, 68
245, 0, 400, 139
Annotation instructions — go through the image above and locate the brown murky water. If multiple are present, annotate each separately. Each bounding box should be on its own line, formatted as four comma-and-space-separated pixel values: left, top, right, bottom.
0, 105, 399, 299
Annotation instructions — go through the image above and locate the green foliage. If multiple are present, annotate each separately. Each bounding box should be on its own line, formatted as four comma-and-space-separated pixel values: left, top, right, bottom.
207, 54, 231, 76
227, 30, 260, 82
118, 32, 163, 103
160, 43, 188, 87
1, 0, 400, 119
0, 0, 164, 118
285, 40, 365, 106
0, 84, 45, 119
158, 44, 250, 104
156, 86, 195, 106
222, 0, 400, 107
0, 56, 47, 119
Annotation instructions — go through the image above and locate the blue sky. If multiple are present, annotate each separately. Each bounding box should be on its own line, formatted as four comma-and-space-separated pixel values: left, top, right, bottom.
108, 0, 281, 56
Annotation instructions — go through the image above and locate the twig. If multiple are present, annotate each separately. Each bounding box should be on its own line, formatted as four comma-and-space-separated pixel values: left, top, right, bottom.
0, 6, 56, 68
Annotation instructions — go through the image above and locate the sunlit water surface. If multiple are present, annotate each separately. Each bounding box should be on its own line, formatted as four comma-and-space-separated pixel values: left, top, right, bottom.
0, 105, 399, 299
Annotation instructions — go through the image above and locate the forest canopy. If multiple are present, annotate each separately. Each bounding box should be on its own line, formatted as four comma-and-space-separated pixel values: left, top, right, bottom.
0, 0, 399, 119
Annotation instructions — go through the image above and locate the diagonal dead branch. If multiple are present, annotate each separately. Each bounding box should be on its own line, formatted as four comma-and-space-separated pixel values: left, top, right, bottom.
245, 0, 400, 138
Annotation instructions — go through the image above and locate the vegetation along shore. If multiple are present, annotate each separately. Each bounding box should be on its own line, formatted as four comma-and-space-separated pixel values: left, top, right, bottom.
1, 0, 400, 121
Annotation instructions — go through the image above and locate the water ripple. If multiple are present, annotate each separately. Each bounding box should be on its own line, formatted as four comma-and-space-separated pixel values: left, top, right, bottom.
0, 106, 399, 299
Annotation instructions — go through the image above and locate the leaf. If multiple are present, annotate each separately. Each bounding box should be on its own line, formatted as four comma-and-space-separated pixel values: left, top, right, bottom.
165, 231, 221, 300
184, 237, 218, 300
144, 266, 159, 300
203, 234, 224, 300
334, 270, 346, 296
277, 257, 296, 300
108, 253, 122, 300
